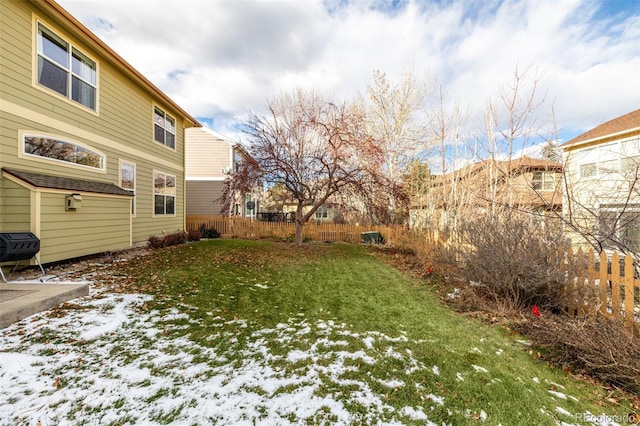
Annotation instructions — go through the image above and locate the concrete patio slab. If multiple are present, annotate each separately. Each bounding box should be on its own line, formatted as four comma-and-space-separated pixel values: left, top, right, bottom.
0, 282, 89, 329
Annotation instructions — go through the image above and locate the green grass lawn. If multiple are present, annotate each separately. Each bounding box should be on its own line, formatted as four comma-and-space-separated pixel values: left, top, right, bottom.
109, 239, 630, 425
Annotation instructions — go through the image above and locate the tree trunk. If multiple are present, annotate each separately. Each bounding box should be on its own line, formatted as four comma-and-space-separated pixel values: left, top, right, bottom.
295, 205, 304, 246
295, 220, 304, 246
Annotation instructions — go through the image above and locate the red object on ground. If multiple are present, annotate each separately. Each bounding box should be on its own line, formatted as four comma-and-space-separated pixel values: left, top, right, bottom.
532, 304, 541, 317
426, 265, 433, 275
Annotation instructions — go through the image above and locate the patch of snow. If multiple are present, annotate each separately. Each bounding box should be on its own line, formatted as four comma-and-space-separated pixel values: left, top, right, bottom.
472, 365, 488, 373
425, 394, 445, 406
432, 365, 440, 376
363, 336, 375, 349
532, 377, 540, 383
446, 288, 460, 299
377, 379, 405, 388
556, 406, 572, 416
399, 406, 438, 424
549, 390, 567, 399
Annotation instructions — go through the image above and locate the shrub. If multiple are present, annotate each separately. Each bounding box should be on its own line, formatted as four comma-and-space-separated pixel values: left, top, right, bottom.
515, 315, 640, 395
198, 224, 221, 239
147, 231, 188, 249
187, 229, 202, 242
454, 212, 568, 311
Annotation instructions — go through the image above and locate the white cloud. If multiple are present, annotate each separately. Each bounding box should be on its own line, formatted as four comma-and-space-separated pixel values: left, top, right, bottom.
58, 0, 640, 139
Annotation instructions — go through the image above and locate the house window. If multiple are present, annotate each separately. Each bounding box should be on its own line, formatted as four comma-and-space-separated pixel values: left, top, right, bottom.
36, 23, 97, 110
120, 161, 136, 214
315, 205, 329, 219
580, 163, 596, 178
154, 107, 176, 149
532, 171, 555, 191
153, 171, 176, 215
598, 206, 640, 253
622, 155, 640, 174
23, 134, 104, 170
234, 150, 243, 173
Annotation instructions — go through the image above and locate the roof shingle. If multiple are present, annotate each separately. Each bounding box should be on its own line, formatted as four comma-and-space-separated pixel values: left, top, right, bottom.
562, 109, 640, 149
2, 168, 134, 196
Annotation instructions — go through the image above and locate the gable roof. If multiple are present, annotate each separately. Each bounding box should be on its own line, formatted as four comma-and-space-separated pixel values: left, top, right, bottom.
37, 0, 200, 128
436, 156, 562, 184
2, 168, 133, 196
562, 109, 640, 149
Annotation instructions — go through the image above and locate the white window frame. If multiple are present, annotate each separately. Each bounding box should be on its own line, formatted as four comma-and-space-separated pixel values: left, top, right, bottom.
532, 171, 555, 191
35, 21, 98, 111
577, 137, 640, 179
153, 170, 176, 216
597, 204, 640, 253
153, 106, 176, 149
120, 160, 136, 216
21, 132, 106, 172
315, 205, 329, 219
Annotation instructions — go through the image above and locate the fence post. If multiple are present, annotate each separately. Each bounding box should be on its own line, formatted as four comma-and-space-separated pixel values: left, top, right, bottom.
598, 251, 608, 316
611, 252, 621, 320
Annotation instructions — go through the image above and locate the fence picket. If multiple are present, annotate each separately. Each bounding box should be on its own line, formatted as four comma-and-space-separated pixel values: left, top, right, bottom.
624, 253, 635, 323
598, 251, 608, 316
611, 252, 621, 319
586, 249, 597, 317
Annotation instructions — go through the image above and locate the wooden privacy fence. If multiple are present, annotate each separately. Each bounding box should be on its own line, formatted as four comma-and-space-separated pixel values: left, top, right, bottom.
562, 248, 640, 324
186, 215, 411, 246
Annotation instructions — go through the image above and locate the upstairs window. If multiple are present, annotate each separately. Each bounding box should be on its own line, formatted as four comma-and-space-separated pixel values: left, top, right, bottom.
154, 107, 176, 149
532, 171, 555, 191
36, 23, 97, 110
154, 171, 176, 215
24, 134, 105, 171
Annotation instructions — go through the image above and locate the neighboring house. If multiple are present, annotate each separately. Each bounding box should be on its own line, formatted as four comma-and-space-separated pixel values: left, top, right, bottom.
0, 0, 199, 264
185, 127, 260, 219
410, 156, 563, 229
281, 202, 341, 224
561, 109, 640, 254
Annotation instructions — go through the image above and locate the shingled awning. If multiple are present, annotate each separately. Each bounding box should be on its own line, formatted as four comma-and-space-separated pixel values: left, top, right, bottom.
2, 168, 134, 197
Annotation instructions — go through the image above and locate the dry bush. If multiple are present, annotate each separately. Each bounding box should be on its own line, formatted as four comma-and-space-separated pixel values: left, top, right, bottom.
148, 231, 188, 249
454, 212, 568, 310
515, 315, 640, 395
187, 229, 202, 242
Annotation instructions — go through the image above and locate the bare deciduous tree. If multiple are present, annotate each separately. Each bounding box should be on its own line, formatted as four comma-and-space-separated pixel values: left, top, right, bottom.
238, 89, 381, 246
362, 69, 430, 223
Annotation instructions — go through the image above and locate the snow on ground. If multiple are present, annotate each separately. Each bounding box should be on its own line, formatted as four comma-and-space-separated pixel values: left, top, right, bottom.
0, 290, 445, 426
0, 285, 622, 426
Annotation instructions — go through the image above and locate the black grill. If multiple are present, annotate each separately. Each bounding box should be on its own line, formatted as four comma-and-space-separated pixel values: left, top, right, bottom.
0, 232, 41, 262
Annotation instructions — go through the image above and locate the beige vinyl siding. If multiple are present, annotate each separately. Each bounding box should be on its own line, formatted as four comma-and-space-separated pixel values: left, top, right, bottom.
0, 180, 30, 232
1, 0, 189, 256
185, 127, 232, 178
39, 192, 131, 263
186, 180, 226, 215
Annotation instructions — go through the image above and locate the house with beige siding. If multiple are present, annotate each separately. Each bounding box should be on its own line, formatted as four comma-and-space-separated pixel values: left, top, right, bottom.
185, 127, 260, 219
0, 0, 199, 265
561, 109, 640, 254
410, 156, 563, 230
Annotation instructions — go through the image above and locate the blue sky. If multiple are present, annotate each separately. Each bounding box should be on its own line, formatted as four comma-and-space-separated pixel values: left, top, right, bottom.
59, 0, 639, 158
